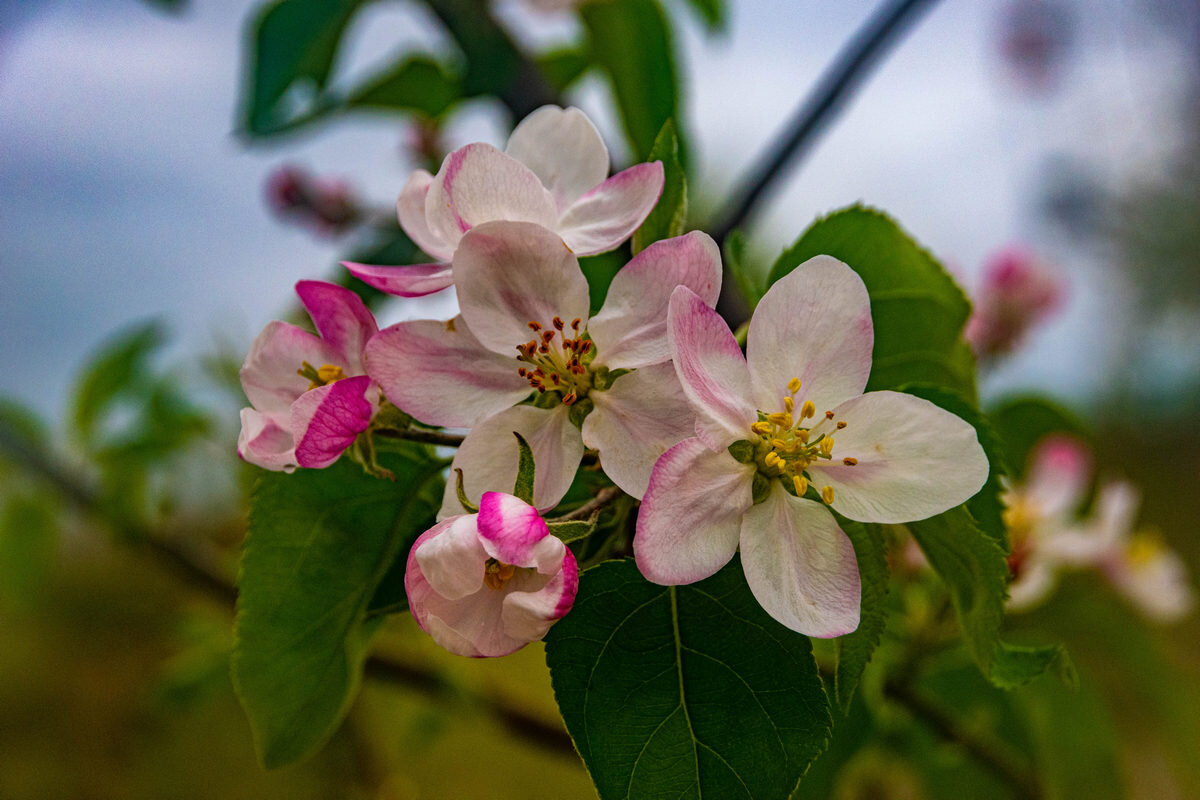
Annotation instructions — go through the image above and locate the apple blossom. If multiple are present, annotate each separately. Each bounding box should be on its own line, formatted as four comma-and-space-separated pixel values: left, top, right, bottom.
965, 247, 1062, 361
405, 491, 578, 657
634, 256, 990, 637
344, 105, 665, 298
365, 220, 721, 509
237, 281, 379, 472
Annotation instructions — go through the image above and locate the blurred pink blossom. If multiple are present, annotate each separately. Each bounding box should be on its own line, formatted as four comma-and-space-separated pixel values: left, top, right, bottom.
965, 247, 1063, 361
264, 164, 361, 237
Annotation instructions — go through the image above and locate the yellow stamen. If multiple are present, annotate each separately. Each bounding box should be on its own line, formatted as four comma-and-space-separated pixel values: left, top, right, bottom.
825, 410, 835, 420
483, 559, 517, 591
787, 377, 802, 394
317, 364, 346, 384
771, 438, 788, 450
800, 400, 816, 420
819, 437, 835, 456
793, 474, 808, 495
821, 485, 835, 504
1127, 531, 1165, 566
767, 411, 793, 428
751, 421, 771, 435
764, 451, 782, 468
797, 429, 810, 444
784, 396, 794, 414
842, 457, 858, 466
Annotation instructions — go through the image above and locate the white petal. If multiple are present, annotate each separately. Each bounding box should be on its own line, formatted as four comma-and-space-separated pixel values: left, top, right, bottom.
634, 437, 754, 584
739, 484, 861, 637
582, 364, 698, 499
1024, 435, 1092, 519
396, 169, 454, 261
746, 255, 873, 415
805, 391, 989, 524
440, 404, 583, 517
240, 321, 342, 415
556, 162, 664, 256
413, 516, 487, 601
504, 105, 610, 211
452, 221, 591, 356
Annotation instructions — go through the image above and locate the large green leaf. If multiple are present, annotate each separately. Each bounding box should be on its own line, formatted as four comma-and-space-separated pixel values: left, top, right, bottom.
632, 119, 687, 254
834, 518, 889, 713
986, 395, 1090, 480
1016, 675, 1122, 800
345, 56, 461, 117
768, 206, 975, 400
907, 507, 1070, 689
70, 321, 164, 446
241, 0, 371, 135
544, 558, 831, 799
582, 0, 682, 162
232, 444, 444, 767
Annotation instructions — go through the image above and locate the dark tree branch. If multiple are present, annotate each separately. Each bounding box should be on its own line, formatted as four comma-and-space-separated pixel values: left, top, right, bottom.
710, 0, 943, 324
376, 427, 467, 448
553, 485, 624, 522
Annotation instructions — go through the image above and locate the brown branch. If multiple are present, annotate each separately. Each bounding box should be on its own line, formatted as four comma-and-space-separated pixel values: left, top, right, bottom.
375, 427, 466, 448
554, 485, 624, 522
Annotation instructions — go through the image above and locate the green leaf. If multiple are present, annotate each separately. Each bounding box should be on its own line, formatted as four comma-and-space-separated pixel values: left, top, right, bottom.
632, 119, 687, 254
987, 395, 1090, 480
0, 493, 59, 609
834, 518, 888, 713
546, 519, 595, 543
544, 558, 831, 799
578, 249, 626, 315
512, 432, 536, 504
345, 56, 460, 117
768, 206, 974, 398
900, 384, 1009, 550
232, 444, 444, 767
537, 47, 592, 92
70, 321, 165, 446
582, 0, 682, 161
907, 507, 1070, 689
723, 229, 763, 307
241, 0, 371, 135
681, 0, 725, 31
1016, 676, 1122, 800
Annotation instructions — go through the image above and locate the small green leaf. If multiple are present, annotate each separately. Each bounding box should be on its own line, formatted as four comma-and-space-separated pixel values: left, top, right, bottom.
241, 0, 371, 135
582, 0, 683, 161
724, 229, 763, 307
512, 432, 535, 504
345, 56, 461, 118
907, 506, 1068, 689
632, 119, 687, 254
545, 558, 831, 799
232, 443, 443, 767
834, 517, 889, 712
70, 321, 165, 446
546, 519, 595, 543
681, 0, 725, 31
536, 47, 592, 92
769, 206, 975, 399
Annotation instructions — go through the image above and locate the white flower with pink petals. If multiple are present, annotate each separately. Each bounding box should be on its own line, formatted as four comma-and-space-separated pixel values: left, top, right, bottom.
634, 256, 990, 637
405, 491, 578, 657
237, 281, 379, 472
366, 220, 721, 509
344, 105, 664, 298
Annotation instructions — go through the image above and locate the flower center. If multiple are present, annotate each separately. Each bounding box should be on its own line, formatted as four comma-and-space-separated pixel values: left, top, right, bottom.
1126, 531, 1165, 567
297, 361, 348, 390
483, 558, 518, 591
515, 316, 595, 406
746, 377, 855, 505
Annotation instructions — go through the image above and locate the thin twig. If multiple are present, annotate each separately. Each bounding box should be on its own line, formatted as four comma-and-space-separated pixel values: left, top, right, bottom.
710, 0, 942, 323
554, 486, 624, 522
885, 680, 1043, 799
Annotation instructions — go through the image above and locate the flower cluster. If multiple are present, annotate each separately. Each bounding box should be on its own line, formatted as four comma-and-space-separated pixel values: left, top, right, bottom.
238, 105, 995, 655
1004, 436, 1194, 622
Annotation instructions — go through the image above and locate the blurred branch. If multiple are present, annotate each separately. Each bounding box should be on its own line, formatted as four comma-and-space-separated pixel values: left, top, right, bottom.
885, 679, 1043, 799
710, 0, 942, 323
0, 425, 578, 759
554, 485, 624, 522
376, 427, 466, 448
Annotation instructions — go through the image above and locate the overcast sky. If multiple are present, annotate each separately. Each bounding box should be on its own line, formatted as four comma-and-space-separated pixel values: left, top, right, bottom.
0, 0, 1187, 421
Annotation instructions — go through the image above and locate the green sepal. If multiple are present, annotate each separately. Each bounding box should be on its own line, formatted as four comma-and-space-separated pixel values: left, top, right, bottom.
512, 433, 536, 504
453, 468, 479, 514
546, 518, 596, 544
568, 397, 595, 429
727, 439, 757, 463
751, 472, 772, 504
532, 391, 561, 409
591, 366, 630, 391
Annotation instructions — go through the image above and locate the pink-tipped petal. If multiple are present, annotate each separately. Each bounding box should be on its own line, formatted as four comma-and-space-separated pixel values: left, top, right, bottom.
746, 255, 873, 415
634, 437, 755, 585
294, 281, 378, 372
342, 261, 454, 298
477, 492, 556, 569
365, 317, 530, 428
291, 376, 374, 469
452, 221, 591, 355
588, 231, 723, 370
237, 408, 297, 472
425, 144, 558, 252
411, 516, 487, 602
740, 485, 861, 637
805, 390, 989, 524
667, 286, 756, 449
396, 169, 453, 261
557, 161, 665, 256
502, 553, 578, 644
440, 405, 584, 517
241, 321, 343, 415
505, 105, 610, 211
582, 364, 698, 499
1024, 435, 1092, 519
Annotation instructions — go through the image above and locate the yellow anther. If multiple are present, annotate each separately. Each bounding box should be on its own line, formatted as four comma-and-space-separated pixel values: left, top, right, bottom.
771, 438, 788, 450
751, 421, 771, 435
836, 420, 847, 429
797, 429, 810, 444
793, 474, 808, 496
784, 396, 794, 414
825, 410, 835, 420
821, 485, 835, 504
787, 377, 802, 394
317, 364, 347, 384
842, 457, 858, 466
484, 559, 517, 591
819, 437, 835, 456
767, 411, 793, 428
764, 451, 782, 468
1127, 531, 1165, 566
800, 400, 816, 420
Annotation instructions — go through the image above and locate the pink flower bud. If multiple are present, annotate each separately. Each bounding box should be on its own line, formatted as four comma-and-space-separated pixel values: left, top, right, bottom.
966, 247, 1063, 361
263, 164, 361, 236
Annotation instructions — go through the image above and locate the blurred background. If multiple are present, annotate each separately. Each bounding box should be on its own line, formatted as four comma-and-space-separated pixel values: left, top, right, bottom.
1, 0, 1198, 797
